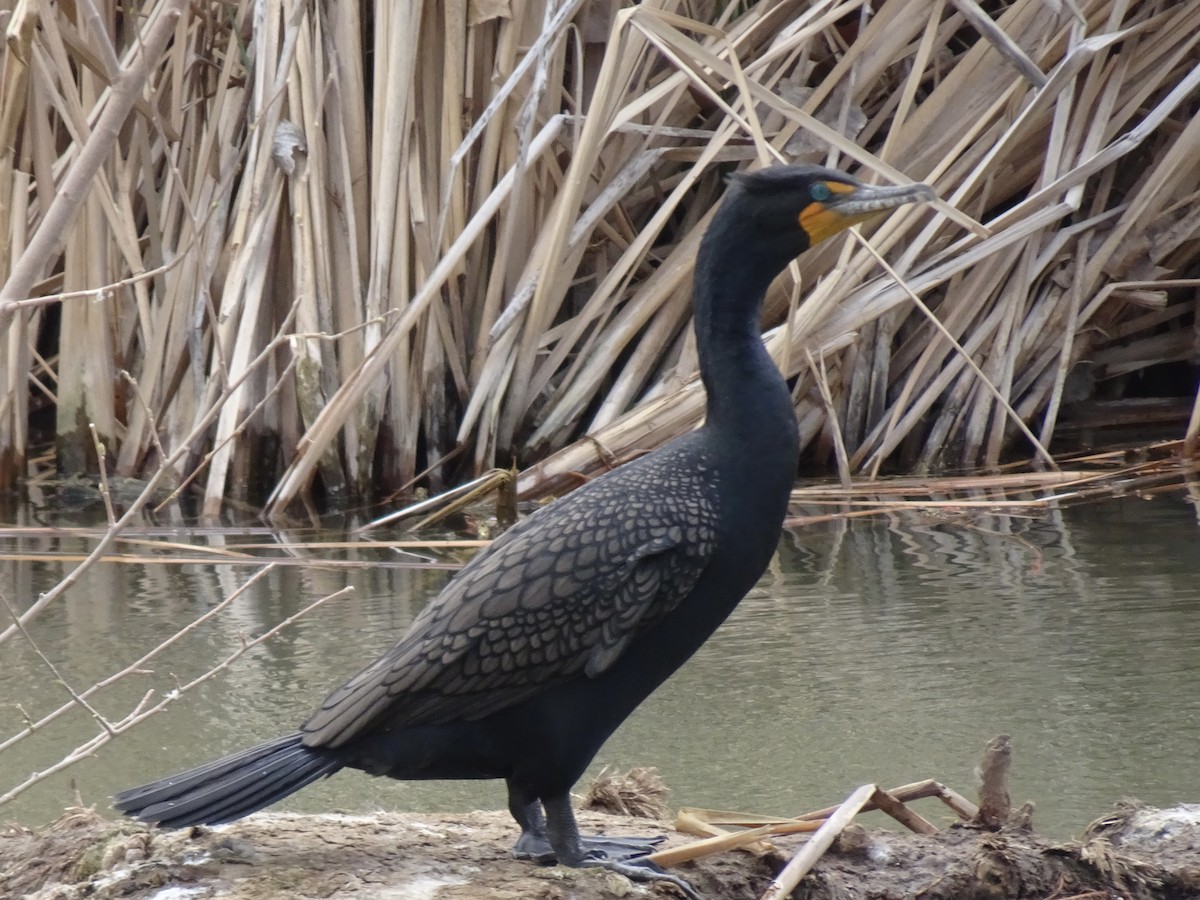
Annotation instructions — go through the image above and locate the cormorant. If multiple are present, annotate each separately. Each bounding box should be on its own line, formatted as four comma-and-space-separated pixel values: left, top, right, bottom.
115, 165, 933, 895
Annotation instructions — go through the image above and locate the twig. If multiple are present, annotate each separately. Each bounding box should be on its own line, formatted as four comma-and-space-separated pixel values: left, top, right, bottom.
0, 582, 353, 807
88, 423, 117, 525
0, 588, 114, 737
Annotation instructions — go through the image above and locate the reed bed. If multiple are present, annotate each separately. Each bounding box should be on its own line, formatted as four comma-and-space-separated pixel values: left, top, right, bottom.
0, 0, 1198, 516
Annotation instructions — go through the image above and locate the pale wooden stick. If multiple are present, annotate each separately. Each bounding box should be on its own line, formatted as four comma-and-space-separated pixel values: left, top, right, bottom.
760, 783, 876, 900
649, 819, 824, 868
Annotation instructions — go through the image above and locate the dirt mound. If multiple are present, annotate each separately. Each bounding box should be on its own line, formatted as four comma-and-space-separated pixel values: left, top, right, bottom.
3, 803, 1199, 899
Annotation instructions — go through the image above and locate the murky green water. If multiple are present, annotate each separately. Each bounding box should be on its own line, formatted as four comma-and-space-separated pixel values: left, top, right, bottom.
2, 493, 1198, 838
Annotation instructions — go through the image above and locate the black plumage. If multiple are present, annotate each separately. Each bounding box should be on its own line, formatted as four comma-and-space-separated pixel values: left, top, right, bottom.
115, 165, 932, 894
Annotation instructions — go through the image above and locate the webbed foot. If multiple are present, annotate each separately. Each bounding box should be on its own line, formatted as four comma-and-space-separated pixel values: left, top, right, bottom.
512, 830, 665, 863
508, 788, 697, 896
580, 853, 700, 899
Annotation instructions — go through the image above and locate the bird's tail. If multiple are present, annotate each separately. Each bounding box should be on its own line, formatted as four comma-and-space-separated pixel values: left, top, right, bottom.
113, 732, 342, 828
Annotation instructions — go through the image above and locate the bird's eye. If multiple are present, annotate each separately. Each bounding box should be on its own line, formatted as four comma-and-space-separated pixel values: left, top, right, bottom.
810, 183, 832, 202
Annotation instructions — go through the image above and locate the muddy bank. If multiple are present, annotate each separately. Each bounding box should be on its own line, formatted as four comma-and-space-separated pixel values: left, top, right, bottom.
4, 800, 1200, 900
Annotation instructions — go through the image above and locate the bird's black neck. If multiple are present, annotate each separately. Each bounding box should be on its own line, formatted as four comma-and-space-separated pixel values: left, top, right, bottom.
692, 215, 798, 443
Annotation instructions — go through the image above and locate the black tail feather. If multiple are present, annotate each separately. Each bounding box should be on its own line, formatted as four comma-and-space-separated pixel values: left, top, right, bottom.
179, 744, 330, 825
113, 733, 341, 828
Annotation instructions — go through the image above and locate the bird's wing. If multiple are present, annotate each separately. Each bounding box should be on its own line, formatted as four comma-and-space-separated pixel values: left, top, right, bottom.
301, 451, 718, 748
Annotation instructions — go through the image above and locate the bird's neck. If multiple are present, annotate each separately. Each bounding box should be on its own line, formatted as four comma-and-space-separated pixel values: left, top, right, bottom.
692, 248, 797, 443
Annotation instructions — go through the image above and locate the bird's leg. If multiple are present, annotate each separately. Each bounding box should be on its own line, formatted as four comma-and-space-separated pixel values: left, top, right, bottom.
542, 794, 699, 899
508, 782, 556, 863
508, 780, 664, 863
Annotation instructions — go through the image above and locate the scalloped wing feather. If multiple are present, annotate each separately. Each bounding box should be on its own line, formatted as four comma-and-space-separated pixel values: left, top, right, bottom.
301, 446, 719, 749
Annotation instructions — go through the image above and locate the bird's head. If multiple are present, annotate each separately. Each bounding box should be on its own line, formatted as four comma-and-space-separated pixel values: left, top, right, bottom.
723, 165, 936, 264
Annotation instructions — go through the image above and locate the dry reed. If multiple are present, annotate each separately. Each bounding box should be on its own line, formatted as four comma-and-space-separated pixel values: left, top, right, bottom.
0, 0, 1197, 516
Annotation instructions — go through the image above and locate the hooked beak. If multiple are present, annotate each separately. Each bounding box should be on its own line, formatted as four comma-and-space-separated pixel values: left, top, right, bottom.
800, 180, 936, 245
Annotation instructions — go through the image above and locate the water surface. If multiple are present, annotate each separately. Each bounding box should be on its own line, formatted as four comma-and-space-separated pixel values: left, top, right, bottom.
2, 494, 1198, 838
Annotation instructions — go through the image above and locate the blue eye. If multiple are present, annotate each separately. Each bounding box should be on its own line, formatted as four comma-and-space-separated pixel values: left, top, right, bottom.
810, 183, 832, 202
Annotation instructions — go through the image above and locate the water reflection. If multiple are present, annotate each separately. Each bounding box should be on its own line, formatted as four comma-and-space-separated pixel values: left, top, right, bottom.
1, 495, 1198, 837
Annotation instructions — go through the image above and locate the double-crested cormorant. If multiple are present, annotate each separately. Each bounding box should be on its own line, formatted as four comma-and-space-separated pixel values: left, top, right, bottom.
115, 166, 933, 894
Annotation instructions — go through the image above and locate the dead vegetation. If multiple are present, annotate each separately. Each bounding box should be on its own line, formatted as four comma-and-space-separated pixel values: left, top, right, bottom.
0, 1, 1198, 515
4, 781, 1200, 899
582, 765, 673, 821
8, 740, 1194, 900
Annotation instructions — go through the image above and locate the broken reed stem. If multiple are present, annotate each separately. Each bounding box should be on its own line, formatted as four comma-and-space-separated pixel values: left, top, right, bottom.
355, 468, 513, 533
870, 786, 939, 835
664, 777, 967, 869
760, 783, 877, 900
650, 819, 825, 868
790, 778, 980, 823
667, 737, 1014, 877
756, 780, 956, 896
